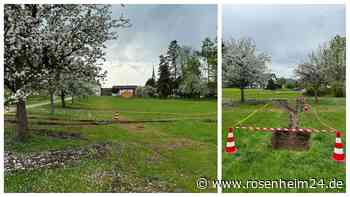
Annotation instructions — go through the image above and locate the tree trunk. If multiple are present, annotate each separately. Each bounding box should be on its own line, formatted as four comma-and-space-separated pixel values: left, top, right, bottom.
50, 91, 55, 114
71, 95, 74, 104
15, 99, 29, 141
61, 90, 66, 108
288, 111, 299, 128
240, 88, 245, 103
271, 97, 310, 150
207, 60, 210, 84
174, 65, 177, 82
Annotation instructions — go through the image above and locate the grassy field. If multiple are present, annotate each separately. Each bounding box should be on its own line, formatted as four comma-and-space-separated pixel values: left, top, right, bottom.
26, 95, 51, 105
5, 96, 217, 192
222, 88, 346, 192
5, 95, 50, 108
223, 88, 301, 101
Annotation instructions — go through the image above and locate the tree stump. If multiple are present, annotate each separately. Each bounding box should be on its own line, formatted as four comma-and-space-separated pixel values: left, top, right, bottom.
271, 97, 310, 150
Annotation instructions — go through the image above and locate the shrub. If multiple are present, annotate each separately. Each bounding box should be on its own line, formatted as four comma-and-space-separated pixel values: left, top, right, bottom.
135, 86, 157, 98
265, 79, 281, 90
303, 87, 331, 97
285, 83, 297, 89
143, 86, 157, 97
207, 81, 217, 98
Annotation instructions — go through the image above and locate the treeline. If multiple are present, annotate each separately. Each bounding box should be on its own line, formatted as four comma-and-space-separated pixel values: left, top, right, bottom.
137, 38, 217, 99
264, 35, 346, 102
295, 35, 346, 102
223, 35, 345, 103
265, 76, 298, 90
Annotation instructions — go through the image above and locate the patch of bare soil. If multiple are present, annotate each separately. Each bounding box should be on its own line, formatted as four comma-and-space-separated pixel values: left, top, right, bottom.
116, 117, 145, 132
6, 116, 182, 127
86, 143, 177, 192
167, 138, 197, 150
5, 114, 61, 121
271, 131, 311, 150
223, 99, 269, 107
5, 118, 114, 127
113, 115, 213, 132
31, 128, 86, 140
144, 137, 204, 153
118, 119, 177, 123
145, 150, 162, 165
5, 119, 79, 126
90, 168, 175, 192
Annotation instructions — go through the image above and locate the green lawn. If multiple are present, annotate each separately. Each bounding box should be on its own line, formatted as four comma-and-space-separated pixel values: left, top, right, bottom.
5, 96, 217, 192
26, 95, 51, 105
223, 88, 301, 101
5, 95, 50, 108
222, 88, 346, 192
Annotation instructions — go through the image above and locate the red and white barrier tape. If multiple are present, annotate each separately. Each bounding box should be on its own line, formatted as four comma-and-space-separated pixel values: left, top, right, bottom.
234, 126, 336, 133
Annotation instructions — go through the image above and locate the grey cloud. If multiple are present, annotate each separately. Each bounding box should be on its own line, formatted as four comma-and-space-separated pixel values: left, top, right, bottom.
223, 4, 345, 78
101, 5, 217, 87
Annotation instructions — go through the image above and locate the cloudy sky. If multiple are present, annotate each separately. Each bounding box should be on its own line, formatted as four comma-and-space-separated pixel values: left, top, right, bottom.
101, 5, 217, 87
223, 5, 345, 78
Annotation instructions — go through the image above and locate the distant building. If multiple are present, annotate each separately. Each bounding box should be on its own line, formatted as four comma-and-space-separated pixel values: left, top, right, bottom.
112, 85, 138, 98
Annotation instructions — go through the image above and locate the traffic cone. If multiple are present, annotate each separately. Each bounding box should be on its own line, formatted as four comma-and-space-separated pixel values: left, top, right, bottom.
332, 131, 345, 162
226, 127, 237, 154
113, 112, 119, 120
